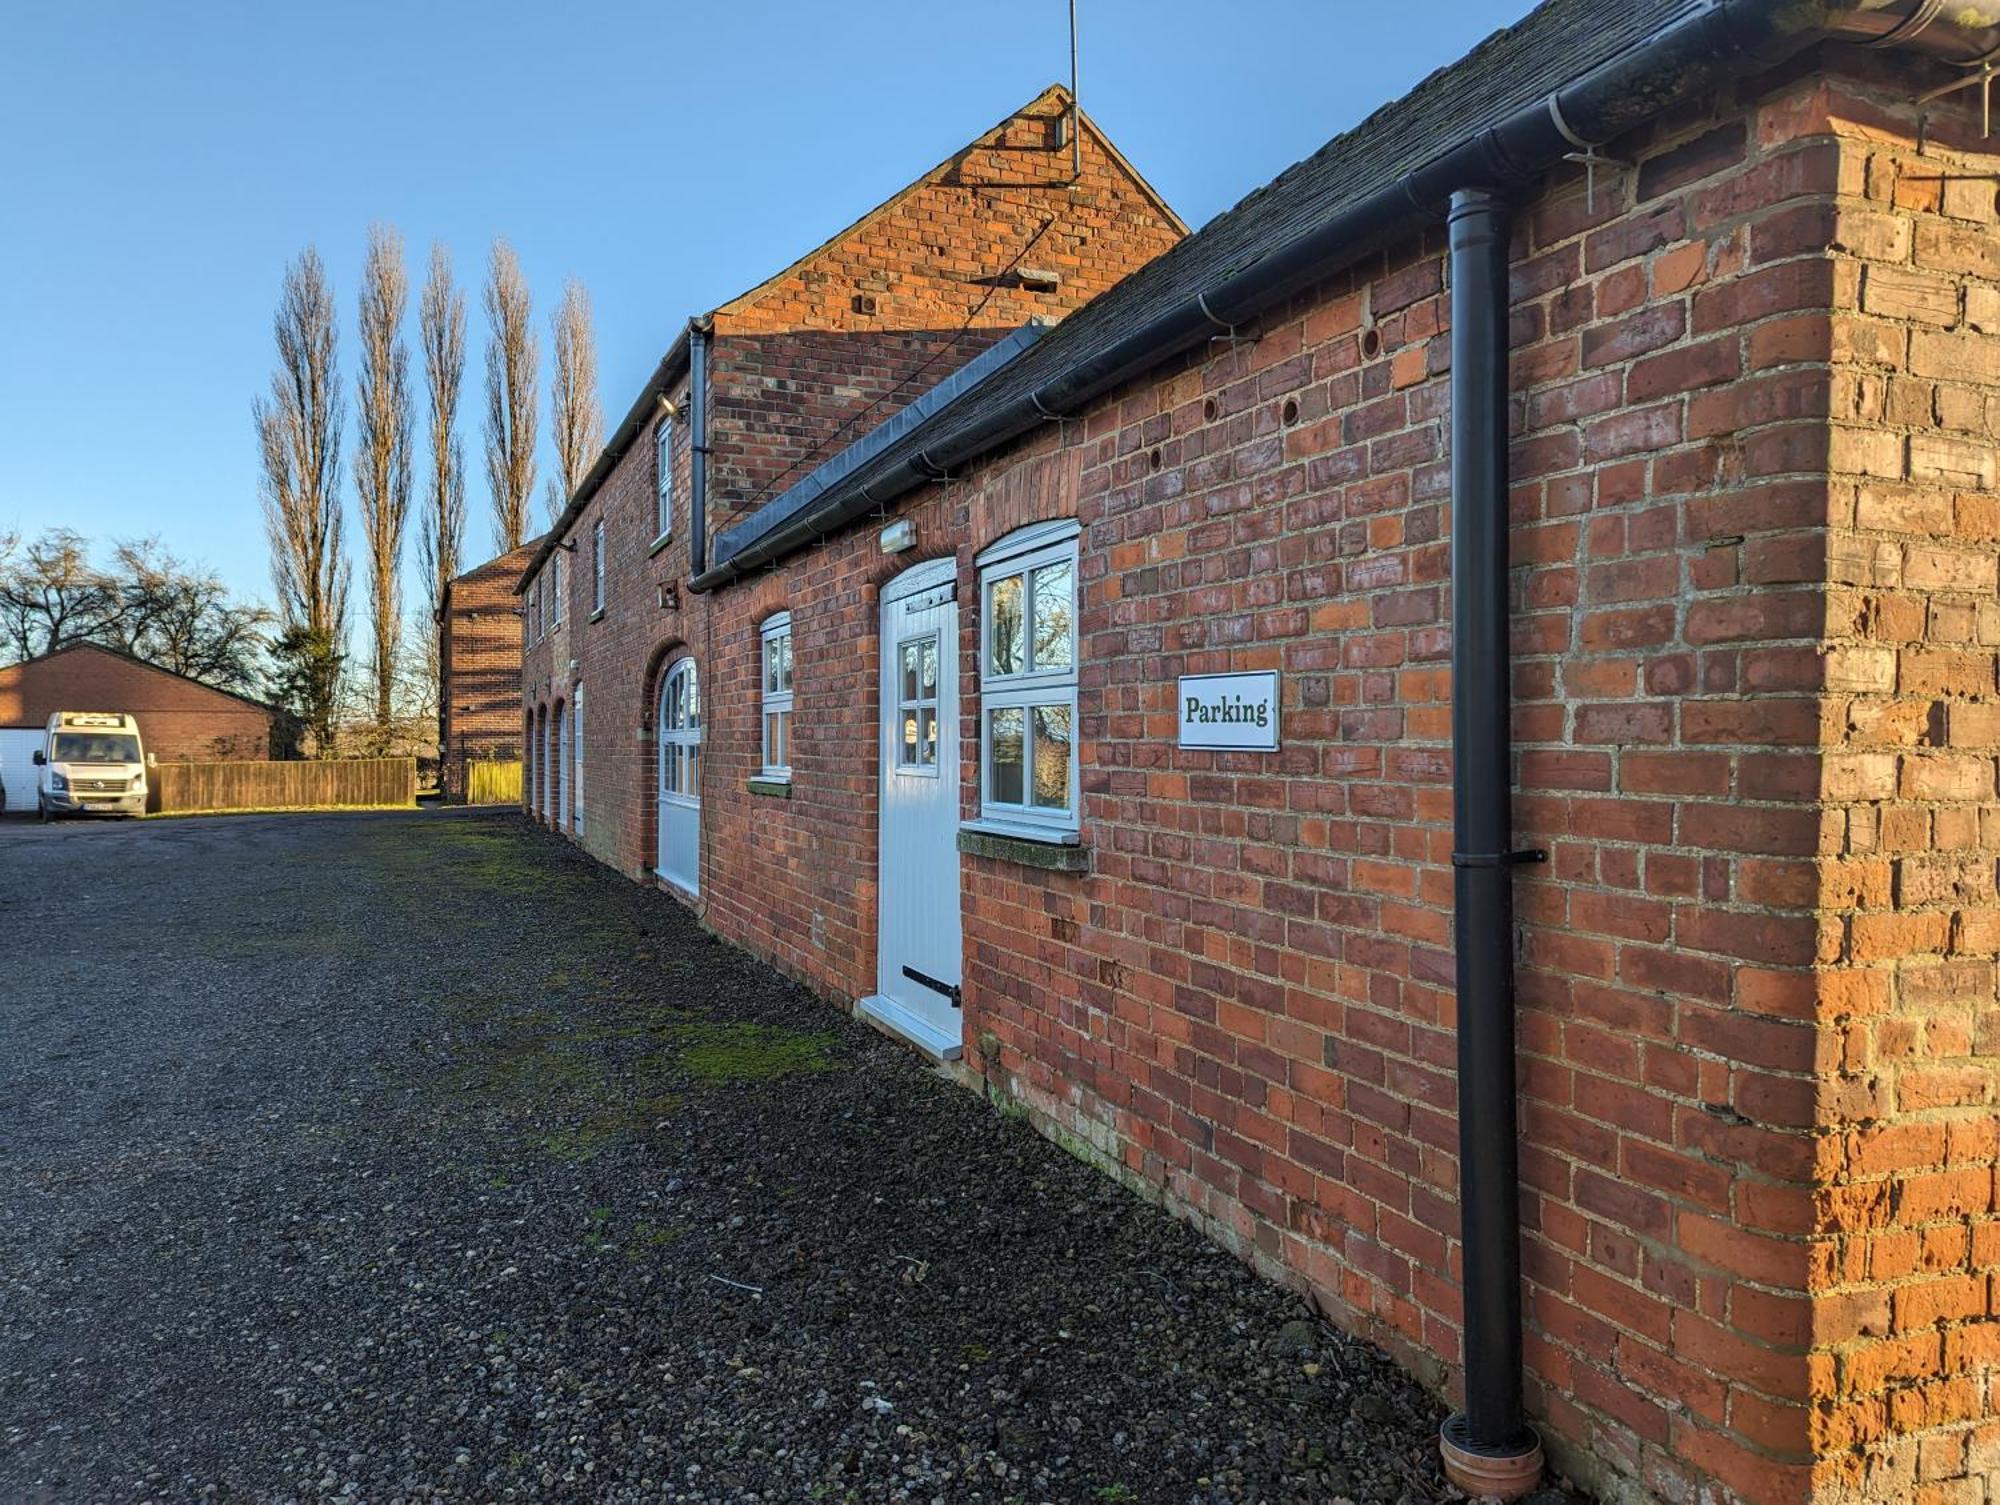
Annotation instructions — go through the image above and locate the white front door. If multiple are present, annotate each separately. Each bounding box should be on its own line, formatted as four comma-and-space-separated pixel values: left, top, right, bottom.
656, 659, 701, 893
862, 559, 962, 1060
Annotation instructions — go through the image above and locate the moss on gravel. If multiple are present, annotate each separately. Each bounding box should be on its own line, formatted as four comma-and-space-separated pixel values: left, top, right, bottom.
391, 819, 844, 1161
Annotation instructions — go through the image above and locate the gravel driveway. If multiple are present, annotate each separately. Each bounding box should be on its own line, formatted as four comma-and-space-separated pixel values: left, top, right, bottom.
0, 809, 1572, 1504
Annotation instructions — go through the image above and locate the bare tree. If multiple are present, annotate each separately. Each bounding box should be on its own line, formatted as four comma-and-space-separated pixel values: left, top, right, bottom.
0, 529, 118, 662
354, 224, 414, 747
106, 539, 273, 694
419, 244, 468, 749
546, 278, 602, 523
482, 239, 538, 552
0, 531, 271, 693
418, 242, 468, 671
254, 246, 349, 753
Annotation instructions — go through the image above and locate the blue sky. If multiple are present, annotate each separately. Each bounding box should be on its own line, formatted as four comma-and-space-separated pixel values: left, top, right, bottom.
0, 0, 1534, 610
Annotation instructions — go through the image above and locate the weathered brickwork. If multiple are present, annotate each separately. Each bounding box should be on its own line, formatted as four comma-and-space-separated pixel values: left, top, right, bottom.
521, 58, 1997, 1505
1802, 74, 2000, 1505
440, 540, 541, 800
704, 86, 1184, 525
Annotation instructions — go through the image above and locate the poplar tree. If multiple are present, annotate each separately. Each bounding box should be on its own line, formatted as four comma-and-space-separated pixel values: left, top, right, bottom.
482, 239, 537, 552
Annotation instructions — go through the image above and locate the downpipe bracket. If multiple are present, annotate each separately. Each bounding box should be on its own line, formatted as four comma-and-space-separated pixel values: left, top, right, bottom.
1451, 848, 1547, 869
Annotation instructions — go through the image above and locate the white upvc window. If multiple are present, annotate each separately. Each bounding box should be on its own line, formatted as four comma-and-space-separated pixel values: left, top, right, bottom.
551, 548, 565, 625
760, 611, 794, 779
977, 519, 1080, 836
655, 420, 673, 541
572, 683, 585, 830
529, 572, 542, 640
592, 519, 605, 612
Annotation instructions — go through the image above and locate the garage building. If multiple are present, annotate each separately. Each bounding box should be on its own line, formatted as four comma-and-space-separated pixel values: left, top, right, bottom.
0, 643, 288, 809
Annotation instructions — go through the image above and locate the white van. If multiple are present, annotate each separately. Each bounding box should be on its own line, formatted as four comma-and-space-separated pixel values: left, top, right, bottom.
35, 711, 148, 820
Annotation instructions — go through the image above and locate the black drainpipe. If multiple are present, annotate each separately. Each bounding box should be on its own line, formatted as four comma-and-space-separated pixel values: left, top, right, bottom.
1440, 187, 1544, 1500
689, 322, 710, 578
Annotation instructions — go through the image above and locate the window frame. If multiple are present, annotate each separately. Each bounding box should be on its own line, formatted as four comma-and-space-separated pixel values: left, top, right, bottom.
529, 571, 542, 641
592, 518, 605, 613
551, 548, 565, 625
759, 611, 794, 781
893, 631, 942, 779
654, 420, 674, 543
572, 682, 584, 831
975, 519, 1081, 838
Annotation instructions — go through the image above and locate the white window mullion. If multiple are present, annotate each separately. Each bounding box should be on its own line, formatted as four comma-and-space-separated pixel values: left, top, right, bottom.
975, 523, 1080, 836
760, 613, 794, 780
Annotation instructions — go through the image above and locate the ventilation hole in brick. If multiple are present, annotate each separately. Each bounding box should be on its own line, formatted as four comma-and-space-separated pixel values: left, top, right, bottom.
1148, 447, 1163, 471
1282, 398, 1299, 426
1361, 327, 1381, 359
852, 293, 878, 316
1203, 397, 1218, 422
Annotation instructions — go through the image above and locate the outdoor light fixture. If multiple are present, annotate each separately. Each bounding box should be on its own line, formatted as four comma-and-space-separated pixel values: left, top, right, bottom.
880, 519, 916, 554
656, 394, 678, 419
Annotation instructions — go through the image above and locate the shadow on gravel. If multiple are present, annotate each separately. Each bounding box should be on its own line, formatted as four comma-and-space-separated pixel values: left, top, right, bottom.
0, 808, 1588, 1505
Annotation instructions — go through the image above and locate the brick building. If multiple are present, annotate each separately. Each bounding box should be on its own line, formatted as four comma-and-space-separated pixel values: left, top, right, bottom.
518, 84, 1184, 844
521, 12, 2000, 1503
0, 642, 285, 762
439, 538, 542, 800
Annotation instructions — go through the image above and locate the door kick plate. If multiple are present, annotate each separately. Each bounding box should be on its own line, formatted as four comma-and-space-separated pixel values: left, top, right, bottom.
901, 965, 962, 1008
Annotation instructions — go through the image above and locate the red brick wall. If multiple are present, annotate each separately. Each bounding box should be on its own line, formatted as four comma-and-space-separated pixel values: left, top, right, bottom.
522, 85, 1181, 877
704, 86, 1184, 525
1801, 76, 2000, 1505
440, 540, 541, 799
522, 368, 697, 869
519, 61, 2000, 1505
0, 643, 277, 761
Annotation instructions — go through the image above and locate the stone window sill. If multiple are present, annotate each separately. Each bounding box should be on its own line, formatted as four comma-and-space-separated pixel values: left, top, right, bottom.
589, 606, 605, 623
747, 776, 792, 799
957, 823, 1088, 872
649, 531, 674, 558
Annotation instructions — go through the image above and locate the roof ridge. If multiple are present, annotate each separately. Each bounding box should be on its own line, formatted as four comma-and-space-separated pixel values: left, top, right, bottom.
714, 81, 1183, 321
5, 640, 283, 716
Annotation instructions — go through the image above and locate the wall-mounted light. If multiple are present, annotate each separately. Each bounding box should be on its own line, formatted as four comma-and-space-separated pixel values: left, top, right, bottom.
880, 519, 916, 555
656, 394, 679, 420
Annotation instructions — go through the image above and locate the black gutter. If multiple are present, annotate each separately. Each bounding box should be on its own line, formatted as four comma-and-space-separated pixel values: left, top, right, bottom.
518, 328, 692, 592
1438, 188, 1544, 1500
689, 324, 709, 577
704, 324, 1050, 581
688, 0, 2000, 599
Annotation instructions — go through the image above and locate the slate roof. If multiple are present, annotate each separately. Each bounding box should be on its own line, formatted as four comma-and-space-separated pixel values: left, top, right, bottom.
696, 0, 1706, 574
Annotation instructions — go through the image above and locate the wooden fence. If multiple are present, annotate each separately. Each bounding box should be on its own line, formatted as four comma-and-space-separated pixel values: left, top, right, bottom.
151, 757, 417, 814
464, 759, 524, 806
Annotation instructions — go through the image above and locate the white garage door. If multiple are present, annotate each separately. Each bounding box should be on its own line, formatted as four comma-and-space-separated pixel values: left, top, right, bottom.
0, 728, 41, 813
